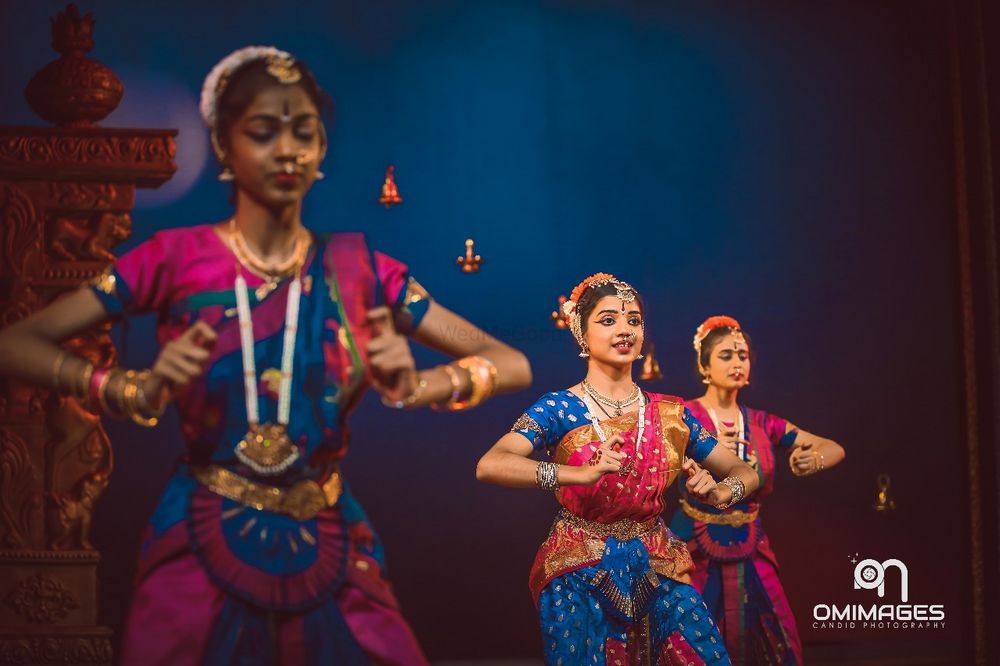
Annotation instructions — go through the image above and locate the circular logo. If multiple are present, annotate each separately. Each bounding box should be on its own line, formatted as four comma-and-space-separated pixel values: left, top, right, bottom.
854, 558, 885, 590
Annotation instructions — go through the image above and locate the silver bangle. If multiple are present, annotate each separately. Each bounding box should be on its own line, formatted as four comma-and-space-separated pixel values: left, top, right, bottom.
715, 476, 745, 509
536, 461, 560, 491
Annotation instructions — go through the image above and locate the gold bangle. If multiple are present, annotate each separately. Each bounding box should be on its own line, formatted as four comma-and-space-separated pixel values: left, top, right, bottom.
432, 364, 465, 411
117, 369, 137, 417
96, 369, 115, 416
454, 355, 498, 409
78, 362, 95, 402
123, 370, 159, 427
109, 369, 131, 417
133, 369, 165, 418
52, 350, 68, 394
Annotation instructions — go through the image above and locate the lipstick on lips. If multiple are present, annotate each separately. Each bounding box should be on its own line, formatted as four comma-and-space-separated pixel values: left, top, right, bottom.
272, 171, 300, 187
613, 338, 634, 353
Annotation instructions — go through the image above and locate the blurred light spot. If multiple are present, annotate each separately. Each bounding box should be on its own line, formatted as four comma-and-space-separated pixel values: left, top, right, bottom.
105, 67, 208, 209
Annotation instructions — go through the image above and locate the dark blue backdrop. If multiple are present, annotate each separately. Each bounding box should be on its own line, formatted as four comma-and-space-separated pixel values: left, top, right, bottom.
2, 0, 965, 660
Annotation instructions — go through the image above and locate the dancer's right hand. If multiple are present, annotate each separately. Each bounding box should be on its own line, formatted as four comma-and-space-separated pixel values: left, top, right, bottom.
145, 321, 217, 408
718, 428, 750, 455
578, 433, 625, 485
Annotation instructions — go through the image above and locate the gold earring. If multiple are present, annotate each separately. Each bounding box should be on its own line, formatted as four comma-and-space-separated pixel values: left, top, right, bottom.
315, 170, 325, 180
218, 167, 235, 182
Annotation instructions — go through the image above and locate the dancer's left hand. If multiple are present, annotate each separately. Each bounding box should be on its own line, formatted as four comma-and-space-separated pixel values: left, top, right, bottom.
366, 306, 418, 402
789, 441, 821, 476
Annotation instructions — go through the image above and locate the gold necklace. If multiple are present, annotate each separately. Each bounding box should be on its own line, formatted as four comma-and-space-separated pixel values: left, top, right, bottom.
581, 379, 640, 417
228, 219, 310, 299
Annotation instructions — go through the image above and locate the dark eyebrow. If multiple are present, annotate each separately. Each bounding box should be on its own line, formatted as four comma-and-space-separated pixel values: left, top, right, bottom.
596, 310, 619, 316
245, 112, 319, 122
626, 310, 642, 315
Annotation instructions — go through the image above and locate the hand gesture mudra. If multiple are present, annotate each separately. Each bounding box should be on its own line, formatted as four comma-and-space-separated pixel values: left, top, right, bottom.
365, 306, 418, 403
682, 457, 732, 507
580, 433, 626, 485
789, 440, 823, 476
145, 320, 217, 410
718, 427, 750, 456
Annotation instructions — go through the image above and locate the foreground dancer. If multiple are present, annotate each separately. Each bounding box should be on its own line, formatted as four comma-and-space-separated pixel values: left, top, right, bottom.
0, 46, 530, 664
477, 274, 757, 665
669, 316, 845, 665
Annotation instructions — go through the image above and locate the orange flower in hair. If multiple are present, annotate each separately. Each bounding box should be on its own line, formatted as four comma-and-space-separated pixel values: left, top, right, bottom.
569, 272, 617, 307
698, 315, 741, 335
693, 315, 742, 355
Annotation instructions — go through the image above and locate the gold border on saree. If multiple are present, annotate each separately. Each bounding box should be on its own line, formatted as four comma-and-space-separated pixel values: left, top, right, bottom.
192, 465, 342, 522
680, 498, 758, 526
557, 508, 658, 541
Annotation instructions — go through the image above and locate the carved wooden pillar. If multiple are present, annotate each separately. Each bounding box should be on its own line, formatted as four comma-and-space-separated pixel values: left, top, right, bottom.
0, 5, 175, 663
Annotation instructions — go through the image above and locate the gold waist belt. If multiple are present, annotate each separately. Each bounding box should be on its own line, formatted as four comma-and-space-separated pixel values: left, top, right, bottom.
191, 465, 342, 522
557, 509, 658, 541
680, 498, 758, 527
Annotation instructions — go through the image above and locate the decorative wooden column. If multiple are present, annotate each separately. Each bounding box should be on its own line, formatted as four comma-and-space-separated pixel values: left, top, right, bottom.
0, 5, 175, 664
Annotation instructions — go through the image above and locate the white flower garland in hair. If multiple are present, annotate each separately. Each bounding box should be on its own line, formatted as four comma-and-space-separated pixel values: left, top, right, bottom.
199, 45, 295, 129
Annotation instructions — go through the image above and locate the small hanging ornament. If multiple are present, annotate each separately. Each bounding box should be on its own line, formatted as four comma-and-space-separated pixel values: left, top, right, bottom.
873, 473, 896, 512
456, 238, 483, 273
639, 343, 663, 381
550, 295, 569, 329
378, 165, 402, 208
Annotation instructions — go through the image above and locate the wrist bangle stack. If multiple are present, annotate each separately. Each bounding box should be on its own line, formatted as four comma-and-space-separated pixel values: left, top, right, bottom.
87, 367, 162, 427
122, 369, 162, 427
536, 461, 560, 491
715, 476, 746, 510
432, 356, 498, 411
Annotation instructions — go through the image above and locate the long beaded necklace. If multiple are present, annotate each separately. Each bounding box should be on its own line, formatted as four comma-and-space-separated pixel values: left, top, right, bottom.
581, 379, 640, 417
230, 222, 305, 476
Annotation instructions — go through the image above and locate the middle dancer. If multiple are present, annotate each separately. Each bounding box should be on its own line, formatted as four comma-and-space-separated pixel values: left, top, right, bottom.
477, 273, 757, 664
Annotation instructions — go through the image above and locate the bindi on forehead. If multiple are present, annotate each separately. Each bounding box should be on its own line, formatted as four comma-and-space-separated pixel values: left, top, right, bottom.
243, 85, 317, 118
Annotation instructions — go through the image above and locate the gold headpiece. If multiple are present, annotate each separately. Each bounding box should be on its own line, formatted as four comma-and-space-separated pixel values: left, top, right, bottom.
200, 46, 303, 161
561, 272, 638, 357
